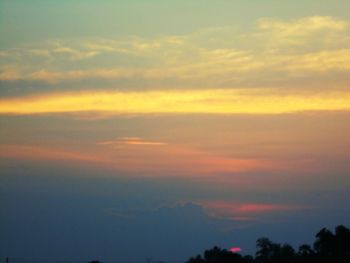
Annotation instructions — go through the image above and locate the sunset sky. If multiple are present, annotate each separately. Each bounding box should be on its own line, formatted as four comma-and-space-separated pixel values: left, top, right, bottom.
1, 0, 350, 261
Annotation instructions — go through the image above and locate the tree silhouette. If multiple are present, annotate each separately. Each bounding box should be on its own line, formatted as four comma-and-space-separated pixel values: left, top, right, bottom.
314, 225, 350, 263
186, 246, 250, 263
297, 244, 315, 262
334, 225, 350, 260
185, 225, 350, 263
187, 254, 205, 263
255, 238, 276, 263
255, 238, 295, 263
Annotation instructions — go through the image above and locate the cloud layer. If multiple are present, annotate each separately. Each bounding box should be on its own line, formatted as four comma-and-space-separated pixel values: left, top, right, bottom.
1, 16, 350, 99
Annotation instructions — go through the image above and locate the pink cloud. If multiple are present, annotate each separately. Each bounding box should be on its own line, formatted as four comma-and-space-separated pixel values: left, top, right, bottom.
201, 200, 301, 219
237, 203, 293, 213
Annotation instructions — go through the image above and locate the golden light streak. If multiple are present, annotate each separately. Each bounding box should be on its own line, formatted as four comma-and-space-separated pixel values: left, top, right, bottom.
1, 89, 350, 115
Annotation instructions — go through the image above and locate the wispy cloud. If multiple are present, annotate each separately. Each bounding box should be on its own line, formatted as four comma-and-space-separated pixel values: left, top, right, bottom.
0, 142, 278, 179
258, 16, 348, 45
201, 201, 303, 220
98, 137, 167, 146
0, 144, 100, 163
1, 16, 349, 94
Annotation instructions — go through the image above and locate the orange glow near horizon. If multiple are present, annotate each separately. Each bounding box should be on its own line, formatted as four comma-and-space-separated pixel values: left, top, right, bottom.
1, 89, 350, 115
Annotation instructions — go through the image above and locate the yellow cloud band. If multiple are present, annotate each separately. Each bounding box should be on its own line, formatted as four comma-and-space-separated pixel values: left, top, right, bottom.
1, 89, 350, 115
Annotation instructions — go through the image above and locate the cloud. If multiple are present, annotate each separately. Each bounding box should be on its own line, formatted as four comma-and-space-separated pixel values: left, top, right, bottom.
0, 144, 100, 163
282, 49, 350, 72
201, 201, 302, 220
1, 16, 350, 94
52, 46, 100, 61
0, 67, 21, 81
98, 137, 167, 146
258, 16, 348, 37
1, 89, 350, 115
0, 142, 276, 179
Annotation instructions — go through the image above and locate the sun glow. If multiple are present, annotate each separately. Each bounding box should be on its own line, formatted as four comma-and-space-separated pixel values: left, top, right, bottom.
230, 247, 242, 253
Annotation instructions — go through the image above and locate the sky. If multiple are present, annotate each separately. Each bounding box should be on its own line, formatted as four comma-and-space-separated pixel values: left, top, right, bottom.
1, 0, 350, 261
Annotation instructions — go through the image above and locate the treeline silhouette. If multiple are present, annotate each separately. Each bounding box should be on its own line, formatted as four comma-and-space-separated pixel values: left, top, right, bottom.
185, 225, 350, 263
19, 225, 347, 263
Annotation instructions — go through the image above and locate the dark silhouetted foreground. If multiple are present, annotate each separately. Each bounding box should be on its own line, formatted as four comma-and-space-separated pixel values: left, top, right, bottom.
185, 225, 350, 263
